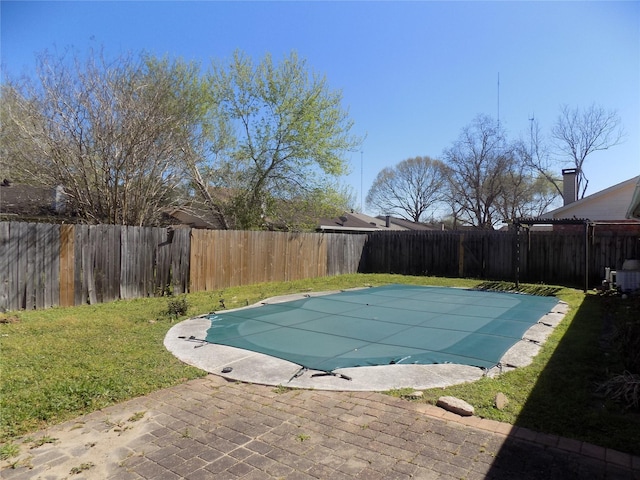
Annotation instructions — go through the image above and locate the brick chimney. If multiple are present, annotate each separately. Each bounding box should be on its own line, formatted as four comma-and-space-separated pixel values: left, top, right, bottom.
562, 168, 578, 206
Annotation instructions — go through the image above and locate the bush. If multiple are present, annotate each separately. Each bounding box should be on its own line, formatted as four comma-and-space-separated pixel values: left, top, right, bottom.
598, 372, 640, 410
164, 296, 189, 320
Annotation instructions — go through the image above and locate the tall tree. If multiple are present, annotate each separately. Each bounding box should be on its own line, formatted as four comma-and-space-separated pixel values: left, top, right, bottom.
549, 104, 624, 198
366, 156, 446, 222
196, 50, 361, 230
494, 159, 560, 221
1, 49, 204, 225
442, 115, 514, 229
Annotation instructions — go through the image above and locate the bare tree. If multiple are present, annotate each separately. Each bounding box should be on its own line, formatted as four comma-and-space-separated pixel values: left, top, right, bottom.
1, 49, 201, 225
443, 115, 514, 229
443, 116, 562, 228
366, 156, 446, 222
551, 104, 625, 198
523, 117, 563, 197
494, 158, 560, 221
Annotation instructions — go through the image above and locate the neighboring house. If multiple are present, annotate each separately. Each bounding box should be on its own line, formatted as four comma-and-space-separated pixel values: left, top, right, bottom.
317, 211, 442, 233
0, 181, 68, 222
163, 205, 226, 229
539, 169, 640, 232
379, 215, 445, 231
626, 177, 640, 219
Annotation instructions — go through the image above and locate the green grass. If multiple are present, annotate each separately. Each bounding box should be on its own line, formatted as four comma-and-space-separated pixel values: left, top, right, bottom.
412, 288, 640, 456
1, 273, 638, 456
0, 274, 476, 442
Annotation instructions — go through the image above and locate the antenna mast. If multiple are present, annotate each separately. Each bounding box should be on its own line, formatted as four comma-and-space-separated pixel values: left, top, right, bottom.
497, 72, 500, 129
529, 114, 535, 158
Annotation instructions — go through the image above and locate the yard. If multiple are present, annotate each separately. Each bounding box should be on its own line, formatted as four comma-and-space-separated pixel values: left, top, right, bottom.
1, 273, 638, 458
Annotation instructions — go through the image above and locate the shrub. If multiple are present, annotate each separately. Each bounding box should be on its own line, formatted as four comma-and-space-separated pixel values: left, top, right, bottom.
164, 296, 189, 320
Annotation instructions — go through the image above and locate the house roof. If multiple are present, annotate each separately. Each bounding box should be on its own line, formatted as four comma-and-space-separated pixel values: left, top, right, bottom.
377, 216, 443, 231
317, 212, 435, 233
164, 205, 226, 229
0, 183, 56, 216
540, 175, 640, 222
317, 212, 385, 232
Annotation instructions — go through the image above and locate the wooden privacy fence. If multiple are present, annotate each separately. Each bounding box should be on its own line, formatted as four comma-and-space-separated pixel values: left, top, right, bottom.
1, 222, 190, 311
362, 231, 515, 278
1, 221, 638, 312
362, 229, 640, 287
0, 222, 367, 311
189, 230, 366, 291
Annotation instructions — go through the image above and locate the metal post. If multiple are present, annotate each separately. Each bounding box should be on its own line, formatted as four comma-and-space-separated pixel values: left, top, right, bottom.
514, 222, 520, 288
584, 221, 589, 293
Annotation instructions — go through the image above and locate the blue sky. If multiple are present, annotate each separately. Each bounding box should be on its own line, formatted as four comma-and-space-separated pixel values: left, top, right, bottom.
2, 1, 638, 216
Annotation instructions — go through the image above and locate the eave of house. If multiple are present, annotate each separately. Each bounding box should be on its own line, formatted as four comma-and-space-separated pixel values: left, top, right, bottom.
626, 178, 640, 219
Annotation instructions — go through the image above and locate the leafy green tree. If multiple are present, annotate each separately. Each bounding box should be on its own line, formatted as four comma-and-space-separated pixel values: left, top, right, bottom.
196, 50, 361, 229
366, 156, 446, 222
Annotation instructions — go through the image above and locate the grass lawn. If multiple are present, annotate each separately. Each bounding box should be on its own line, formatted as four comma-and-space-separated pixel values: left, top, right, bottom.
1, 273, 638, 456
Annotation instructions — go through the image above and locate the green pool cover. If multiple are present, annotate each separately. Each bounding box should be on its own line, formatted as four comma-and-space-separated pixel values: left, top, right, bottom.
204, 284, 558, 372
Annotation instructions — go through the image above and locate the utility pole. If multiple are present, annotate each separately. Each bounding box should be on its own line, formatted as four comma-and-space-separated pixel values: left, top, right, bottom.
360, 151, 364, 212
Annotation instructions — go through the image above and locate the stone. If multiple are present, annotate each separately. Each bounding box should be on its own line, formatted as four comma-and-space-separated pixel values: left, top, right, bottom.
436, 396, 474, 416
495, 392, 509, 410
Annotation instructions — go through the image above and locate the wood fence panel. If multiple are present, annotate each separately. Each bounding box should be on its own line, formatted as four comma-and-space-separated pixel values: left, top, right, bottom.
249, 231, 266, 284
1, 223, 22, 311
86, 225, 120, 304
17, 223, 28, 309
189, 230, 334, 292
590, 231, 640, 282
59, 224, 74, 307
189, 229, 211, 292
345, 234, 367, 275
229, 231, 243, 286
40, 223, 60, 309
121, 226, 166, 299
0, 222, 10, 311
286, 232, 322, 281
169, 228, 190, 295
24, 223, 36, 309
120, 226, 137, 300
272, 233, 286, 283
327, 233, 358, 276
284, 233, 298, 281
188, 229, 201, 292
0, 223, 61, 310
74, 225, 87, 305
34, 224, 45, 308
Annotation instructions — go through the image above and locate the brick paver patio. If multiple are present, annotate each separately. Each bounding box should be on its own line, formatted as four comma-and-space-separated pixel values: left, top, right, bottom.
1, 375, 638, 479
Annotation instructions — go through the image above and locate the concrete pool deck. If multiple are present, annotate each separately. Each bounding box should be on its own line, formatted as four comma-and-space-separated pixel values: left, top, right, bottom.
165, 289, 570, 391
